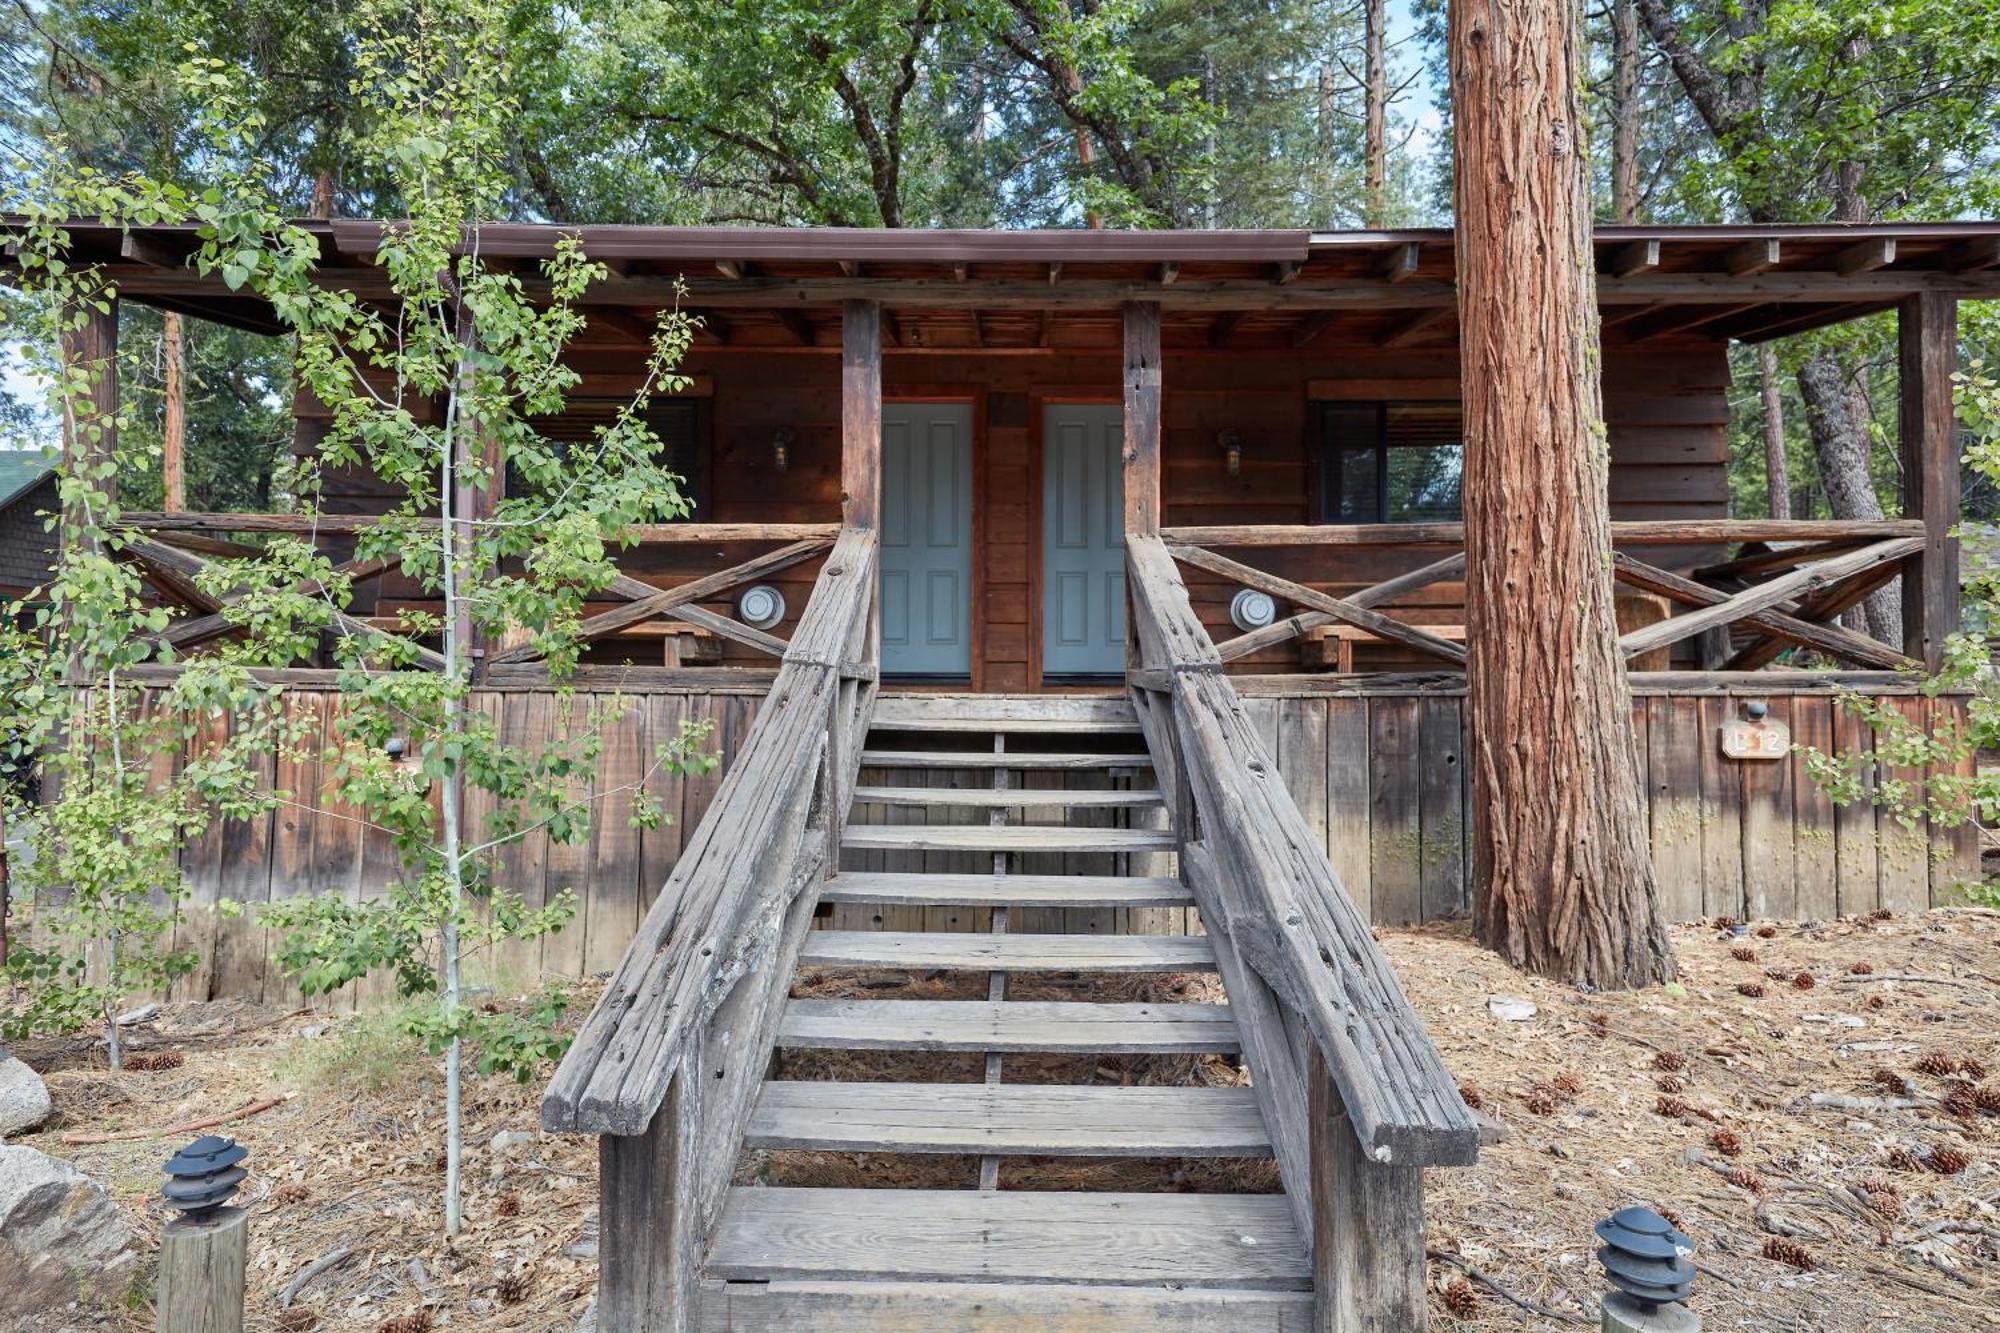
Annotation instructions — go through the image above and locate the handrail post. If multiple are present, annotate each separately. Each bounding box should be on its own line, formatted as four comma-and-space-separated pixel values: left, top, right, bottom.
1309, 1046, 1426, 1331
599, 1059, 699, 1332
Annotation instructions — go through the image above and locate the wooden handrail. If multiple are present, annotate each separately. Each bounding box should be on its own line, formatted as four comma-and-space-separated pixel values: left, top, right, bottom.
1160, 518, 1925, 548
542, 526, 878, 1137
1125, 534, 1480, 1169
118, 513, 841, 544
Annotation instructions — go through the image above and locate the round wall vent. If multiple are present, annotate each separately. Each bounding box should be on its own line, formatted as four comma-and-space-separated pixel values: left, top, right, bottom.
737, 585, 787, 629
1229, 588, 1278, 633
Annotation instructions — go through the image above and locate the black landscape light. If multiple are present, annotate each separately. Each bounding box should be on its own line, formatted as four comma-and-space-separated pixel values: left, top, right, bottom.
1596, 1206, 1700, 1331
162, 1134, 248, 1223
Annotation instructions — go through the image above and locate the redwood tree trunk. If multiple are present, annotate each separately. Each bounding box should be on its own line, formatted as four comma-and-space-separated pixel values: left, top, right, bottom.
1363, 0, 1388, 226
1611, 0, 1639, 223
1450, 0, 1673, 988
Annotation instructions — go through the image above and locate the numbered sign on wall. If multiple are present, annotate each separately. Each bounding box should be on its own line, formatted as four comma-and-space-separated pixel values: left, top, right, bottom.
1718, 717, 1790, 761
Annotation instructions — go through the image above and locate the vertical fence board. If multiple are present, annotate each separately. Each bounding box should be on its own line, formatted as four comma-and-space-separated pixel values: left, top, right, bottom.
1878, 696, 1932, 915
1368, 699, 1423, 926
490, 691, 550, 987
1740, 696, 1797, 922
1789, 698, 1838, 921
211, 720, 275, 1004
1696, 696, 1745, 922
173, 708, 230, 1003
1416, 698, 1464, 920
1929, 696, 1981, 905
1324, 698, 1373, 920
1648, 697, 1706, 924
540, 693, 594, 981
1831, 699, 1880, 918
585, 699, 648, 977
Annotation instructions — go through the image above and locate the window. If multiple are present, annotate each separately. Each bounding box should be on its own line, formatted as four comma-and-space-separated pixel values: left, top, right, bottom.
1317, 401, 1463, 523
515, 398, 711, 513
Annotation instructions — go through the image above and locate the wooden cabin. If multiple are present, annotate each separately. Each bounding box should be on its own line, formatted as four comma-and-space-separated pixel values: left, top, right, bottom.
20, 220, 2000, 1329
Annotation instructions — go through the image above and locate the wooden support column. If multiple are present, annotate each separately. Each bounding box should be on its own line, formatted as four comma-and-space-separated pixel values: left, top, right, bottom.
1899, 291, 1959, 671
1122, 301, 1162, 535
1309, 1046, 1425, 1331
599, 1066, 699, 1332
60, 293, 119, 552
841, 299, 882, 530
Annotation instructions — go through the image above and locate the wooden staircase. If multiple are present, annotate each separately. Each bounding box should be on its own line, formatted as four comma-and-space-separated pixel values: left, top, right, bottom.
701, 693, 1313, 1328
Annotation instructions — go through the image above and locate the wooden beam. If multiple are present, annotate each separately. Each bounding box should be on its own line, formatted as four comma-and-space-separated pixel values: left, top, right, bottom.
1604, 238, 1661, 278
666, 603, 789, 658
1214, 553, 1466, 664
1122, 302, 1163, 535
118, 233, 184, 268
1171, 543, 1467, 665
59, 293, 118, 572
1311, 1047, 1426, 1330
1046, 262, 1062, 286
1626, 301, 1760, 342
1273, 260, 1302, 285
1899, 289, 1959, 669
1724, 238, 1781, 276
1724, 562, 1905, 669
1377, 307, 1450, 348
697, 310, 731, 345
1947, 236, 2000, 271
951, 261, 969, 283
1835, 237, 1895, 275
1610, 553, 1914, 670
1159, 518, 1923, 548
1378, 242, 1420, 283
159, 553, 395, 651
836, 260, 861, 277
842, 299, 882, 530
714, 259, 747, 279
1158, 261, 1181, 286
119, 513, 838, 542
1289, 311, 1338, 349
1207, 311, 1245, 347
773, 309, 815, 346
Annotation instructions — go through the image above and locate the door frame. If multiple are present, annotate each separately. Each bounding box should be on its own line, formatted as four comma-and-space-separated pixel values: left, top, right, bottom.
883, 390, 986, 691
1028, 392, 1122, 693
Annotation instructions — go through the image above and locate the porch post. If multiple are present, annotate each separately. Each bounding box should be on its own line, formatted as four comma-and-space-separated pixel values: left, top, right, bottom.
1121, 302, 1162, 535
60, 293, 119, 556
842, 299, 882, 530
1898, 292, 1959, 671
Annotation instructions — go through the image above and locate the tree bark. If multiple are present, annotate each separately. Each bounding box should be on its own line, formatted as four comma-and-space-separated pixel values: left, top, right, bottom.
1450, 0, 1673, 988
1758, 344, 1789, 520
1611, 0, 1639, 223
1364, 0, 1388, 226
1797, 350, 1900, 640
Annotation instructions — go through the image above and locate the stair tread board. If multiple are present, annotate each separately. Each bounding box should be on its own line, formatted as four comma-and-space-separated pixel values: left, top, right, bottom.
777, 999, 1240, 1053
706, 1188, 1307, 1288
851, 786, 1164, 808
873, 695, 1136, 726
869, 718, 1142, 735
842, 825, 1176, 852
799, 931, 1215, 973
821, 872, 1194, 908
860, 750, 1152, 770
746, 1082, 1271, 1156
694, 1279, 1312, 1332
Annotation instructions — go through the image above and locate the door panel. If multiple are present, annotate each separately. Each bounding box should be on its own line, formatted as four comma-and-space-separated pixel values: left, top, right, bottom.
1041, 404, 1125, 677
880, 403, 974, 677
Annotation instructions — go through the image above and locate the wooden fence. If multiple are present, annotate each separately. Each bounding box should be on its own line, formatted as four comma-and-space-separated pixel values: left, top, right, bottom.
142, 679, 1979, 1005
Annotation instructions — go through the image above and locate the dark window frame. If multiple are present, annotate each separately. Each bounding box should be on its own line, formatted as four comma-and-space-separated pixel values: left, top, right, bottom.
509, 396, 712, 516
1314, 398, 1463, 525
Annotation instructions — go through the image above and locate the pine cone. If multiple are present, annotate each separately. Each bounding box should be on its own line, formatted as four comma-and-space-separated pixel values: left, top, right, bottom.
1973, 1086, 2000, 1117
496, 1192, 522, 1218
1525, 1086, 1559, 1116
1762, 1237, 1816, 1271
1791, 972, 1816, 991
1655, 1204, 1685, 1230
496, 1271, 533, 1306
125, 1049, 186, 1072
1927, 1146, 1972, 1175
1738, 983, 1766, 998
1942, 1082, 1981, 1120
1885, 1146, 1925, 1173
1441, 1278, 1477, 1318
270, 1182, 312, 1207
1859, 1181, 1902, 1219
1653, 1051, 1686, 1072
1961, 1058, 1988, 1081
432, 1151, 449, 1174
1731, 946, 1758, 962
1585, 1012, 1611, 1039
1728, 1167, 1766, 1195
1866, 995, 1887, 1011
1552, 1071, 1584, 1099
1849, 961, 1874, 975
1709, 1129, 1744, 1157
275, 1310, 318, 1332
1915, 1052, 1960, 1079
1755, 925, 1778, 939
1873, 1069, 1911, 1096
1656, 1074, 1685, 1094
1656, 1095, 1691, 1119
376, 1315, 433, 1333
1712, 916, 1738, 930
1869, 908, 1894, 921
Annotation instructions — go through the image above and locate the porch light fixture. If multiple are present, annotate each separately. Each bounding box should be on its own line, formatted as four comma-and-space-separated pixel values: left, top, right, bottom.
772, 425, 796, 473
1228, 588, 1277, 633
738, 585, 787, 630
1220, 429, 1243, 477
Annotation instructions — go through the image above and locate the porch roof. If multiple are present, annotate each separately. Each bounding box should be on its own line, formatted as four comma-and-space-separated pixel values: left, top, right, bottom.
10, 219, 2000, 346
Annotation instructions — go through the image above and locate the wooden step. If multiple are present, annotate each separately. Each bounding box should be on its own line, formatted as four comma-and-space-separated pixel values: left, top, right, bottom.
778, 999, 1240, 1054
869, 715, 1142, 735
746, 1082, 1270, 1156
860, 749, 1151, 770
842, 825, 1176, 854
821, 871, 1193, 909
851, 785, 1164, 809
707, 1188, 1307, 1288
799, 931, 1215, 973
875, 694, 1135, 726
695, 1279, 1312, 1332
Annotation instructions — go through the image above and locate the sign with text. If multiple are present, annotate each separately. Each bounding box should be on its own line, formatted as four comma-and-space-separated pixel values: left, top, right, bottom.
1719, 717, 1790, 761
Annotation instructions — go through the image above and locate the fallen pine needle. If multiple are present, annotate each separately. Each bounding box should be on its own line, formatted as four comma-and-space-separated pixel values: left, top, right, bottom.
1427, 1248, 1592, 1325
61, 1091, 295, 1144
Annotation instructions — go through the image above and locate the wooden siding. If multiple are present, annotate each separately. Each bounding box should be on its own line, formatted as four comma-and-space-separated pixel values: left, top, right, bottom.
127, 681, 1976, 1002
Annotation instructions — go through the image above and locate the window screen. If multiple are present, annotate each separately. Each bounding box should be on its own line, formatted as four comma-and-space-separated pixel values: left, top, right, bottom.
515, 397, 710, 514
1318, 401, 1463, 523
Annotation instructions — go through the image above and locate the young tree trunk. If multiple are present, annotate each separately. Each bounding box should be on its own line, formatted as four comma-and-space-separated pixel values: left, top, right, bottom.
1450, 0, 1673, 988
1611, 0, 1639, 223
1797, 350, 1901, 640
1364, 0, 1388, 226
1758, 344, 1789, 520
162, 313, 186, 512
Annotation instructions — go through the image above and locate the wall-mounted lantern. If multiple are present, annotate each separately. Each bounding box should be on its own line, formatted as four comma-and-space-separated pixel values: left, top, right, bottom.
1228, 588, 1277, 633
772, 425, 796, 474
385, 736, 407, 763
1220, 429, 1244, 477
737, 585, 787, 630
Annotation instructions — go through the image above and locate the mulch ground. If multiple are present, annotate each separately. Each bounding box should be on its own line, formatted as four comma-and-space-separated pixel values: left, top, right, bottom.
10, 906, 1998, 1331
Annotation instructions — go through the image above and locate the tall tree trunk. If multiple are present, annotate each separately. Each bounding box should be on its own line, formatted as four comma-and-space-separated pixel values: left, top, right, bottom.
1364, 0, 1388, 225
309, 168, 336, 219
1758, 344, 1789, 520
1611, 0, 1639, 222
1450, 0, 1673, 988
1798, 350, 1901, 639
162, 312, 186, 512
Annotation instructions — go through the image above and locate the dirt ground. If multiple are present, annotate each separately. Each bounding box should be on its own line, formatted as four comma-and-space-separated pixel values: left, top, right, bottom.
10, 907, 1999, 1332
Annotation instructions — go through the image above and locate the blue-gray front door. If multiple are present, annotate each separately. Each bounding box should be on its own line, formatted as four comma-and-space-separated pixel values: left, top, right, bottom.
1041, 403, 1125, 677
880, 402, 974, 677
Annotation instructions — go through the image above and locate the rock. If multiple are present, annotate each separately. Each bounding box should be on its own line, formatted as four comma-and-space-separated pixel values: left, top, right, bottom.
1485, 994, 1537, 1022
112, 1003, 160, 1027
489, 1129, 536, 1155
0, 1146, 140, 1316
0, 1055, 52, 1137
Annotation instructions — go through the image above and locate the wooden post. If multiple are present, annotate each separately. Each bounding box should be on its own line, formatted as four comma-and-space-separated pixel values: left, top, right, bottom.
158, 1207, 248, 1333
60, 294, 119, 550
1898, 291, 1959, 671
599, 1066, 698, 1332
162, 312, 186, 512
1309, 1047, 1425, 1331
841, 299, 882, 531
1122, 302, 1162, 536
